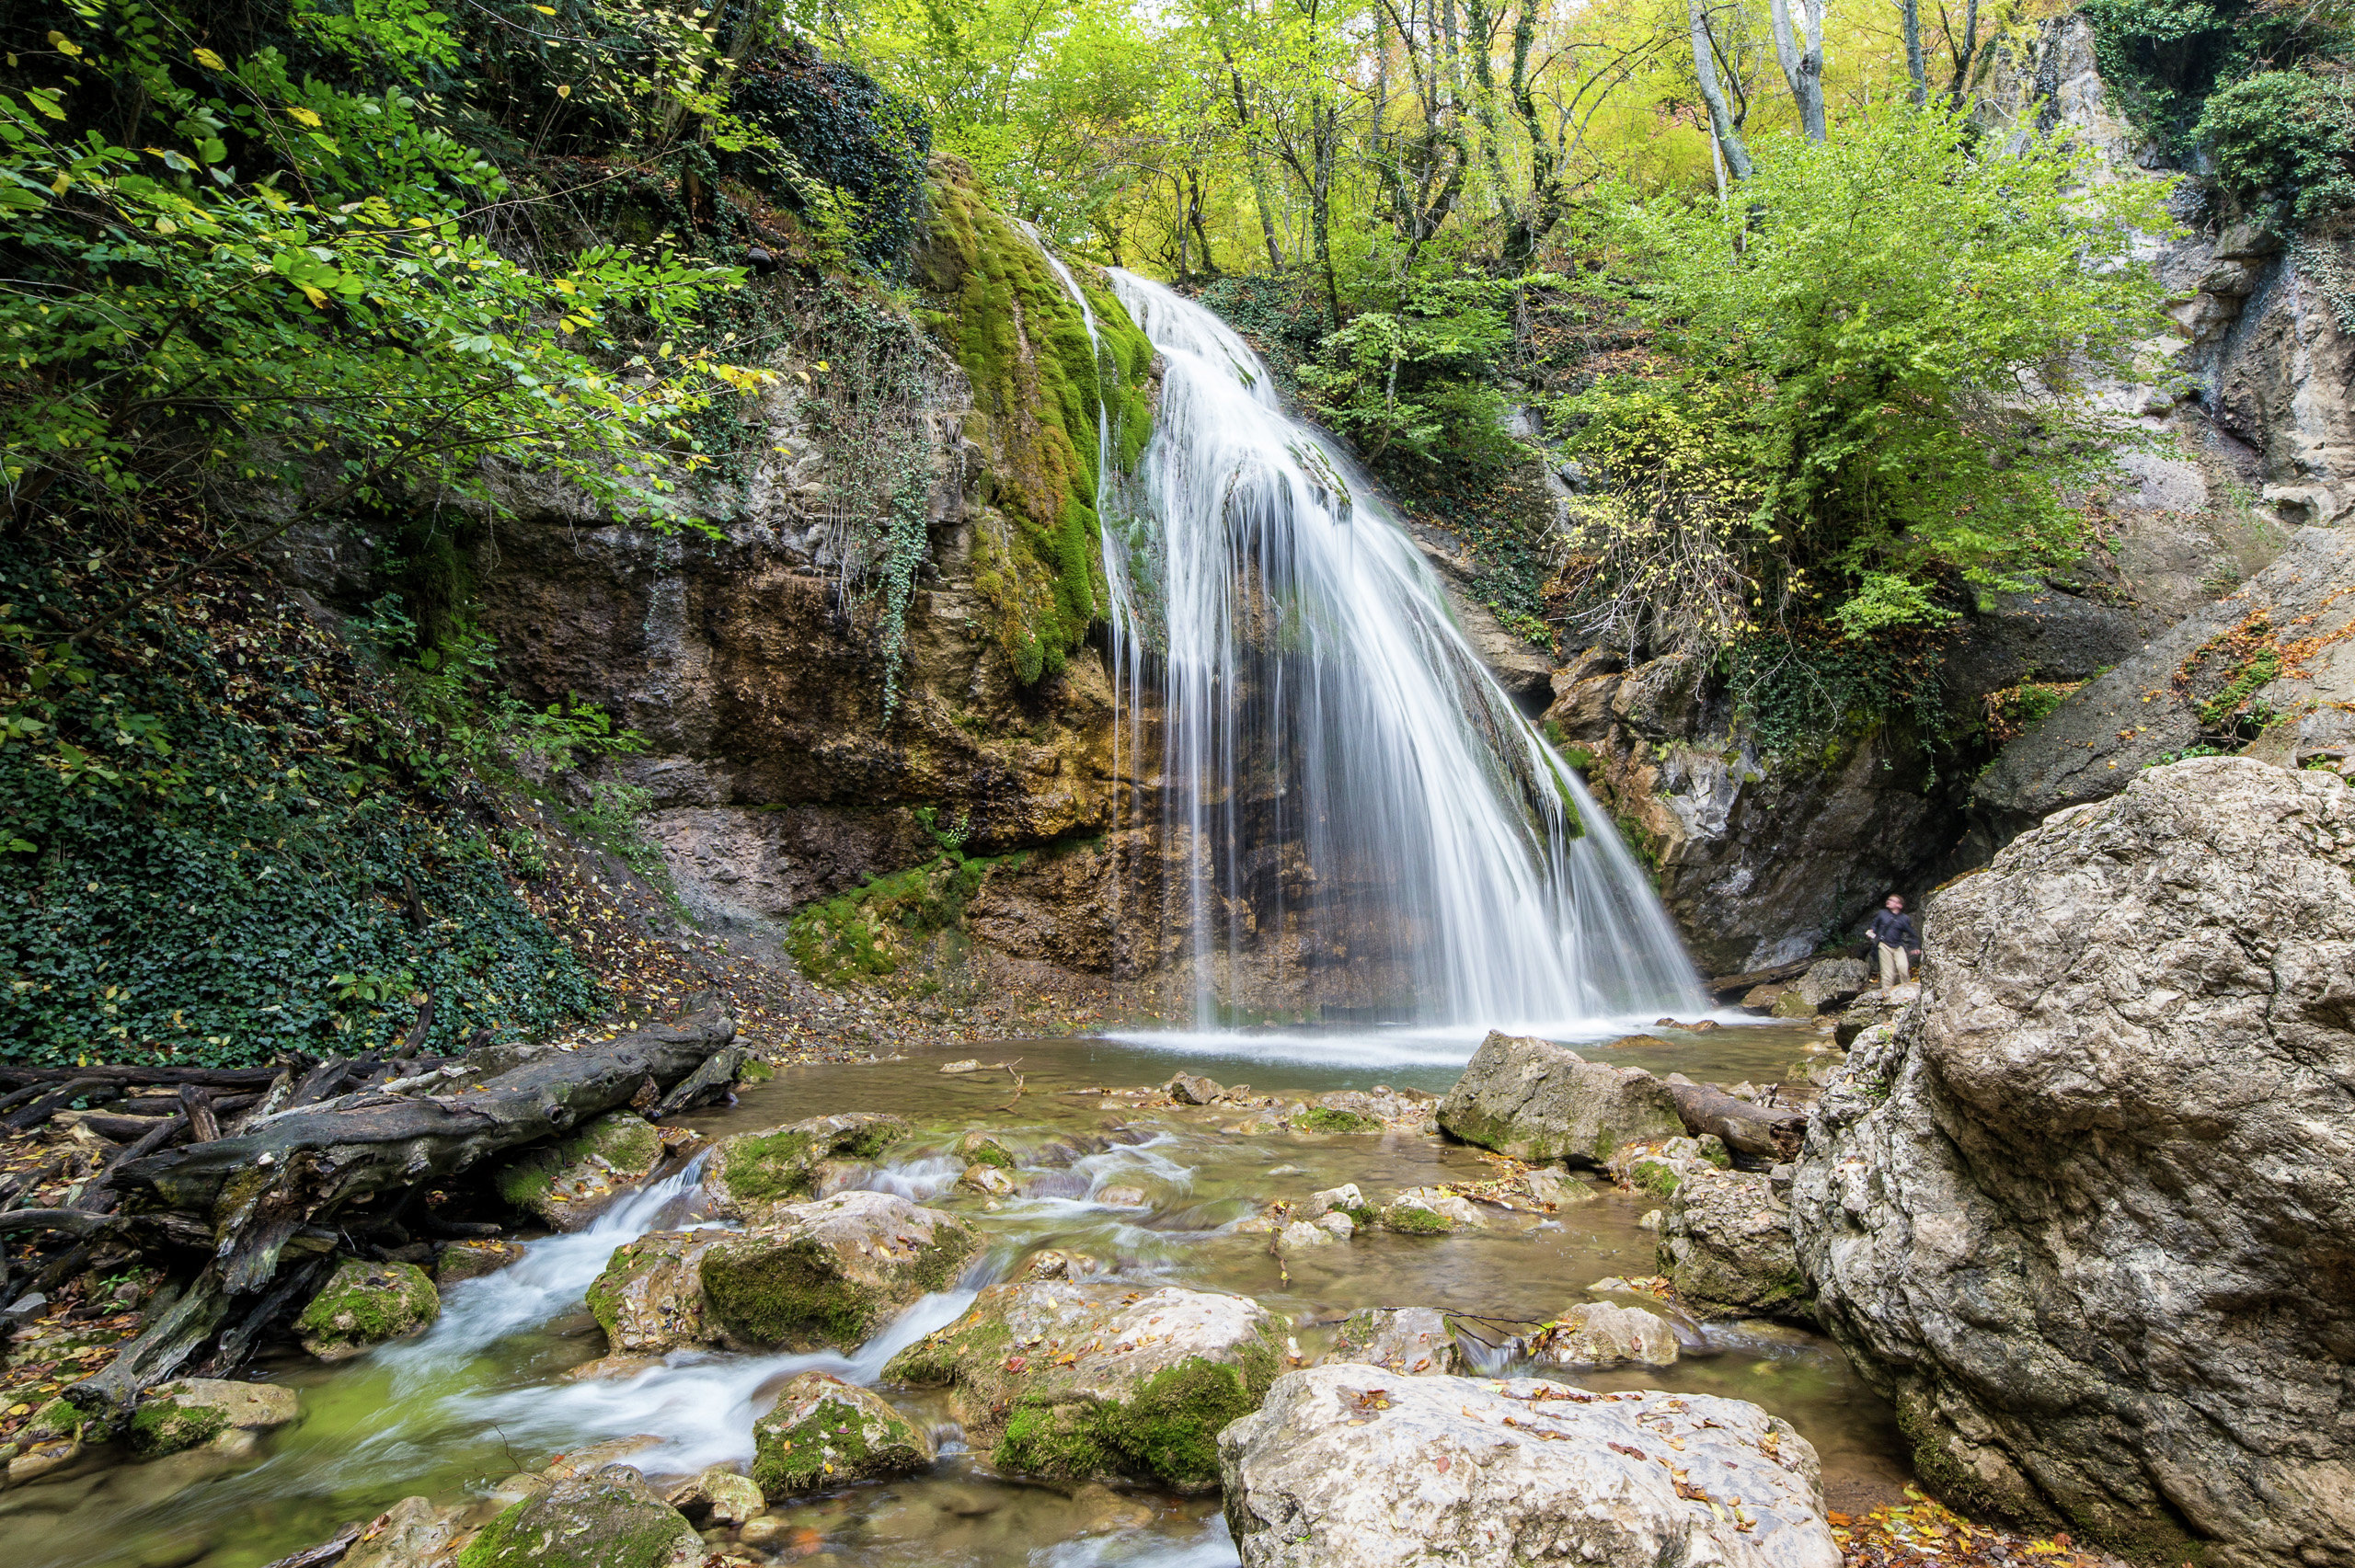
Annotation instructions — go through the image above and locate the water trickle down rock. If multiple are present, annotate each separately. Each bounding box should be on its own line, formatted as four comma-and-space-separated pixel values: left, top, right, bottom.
1794, 758, 2355, 1566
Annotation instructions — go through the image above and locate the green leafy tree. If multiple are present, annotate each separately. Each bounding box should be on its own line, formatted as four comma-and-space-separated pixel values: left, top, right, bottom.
1554, 107, 2171, 645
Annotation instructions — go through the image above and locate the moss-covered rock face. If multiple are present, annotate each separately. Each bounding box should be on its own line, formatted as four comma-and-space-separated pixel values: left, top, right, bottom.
129, 1378, 299, 1459
1293, 1106, 1382, 1134
492, 1111, 662, 1230
454, 1467, 703, 1568
702, 1189, 975, 1350
704, 1112, 913, 1223
589, 1190, 973, 1356
751, 1370, 934, 1498
296, 1258, 440, 1362
915, 155, 1156, 685
1436, 1031, 1687, 1169
883, 1281, 1279, 1492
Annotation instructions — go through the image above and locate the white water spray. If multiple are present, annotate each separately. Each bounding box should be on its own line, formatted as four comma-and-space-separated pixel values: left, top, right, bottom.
1042, 257, 1701, 1032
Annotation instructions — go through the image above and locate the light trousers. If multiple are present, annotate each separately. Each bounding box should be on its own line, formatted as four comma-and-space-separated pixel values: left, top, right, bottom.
1878, 943, 1912, 989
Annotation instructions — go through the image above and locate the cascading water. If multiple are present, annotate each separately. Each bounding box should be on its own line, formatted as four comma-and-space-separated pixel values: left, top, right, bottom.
1051, 261, 1701, 1032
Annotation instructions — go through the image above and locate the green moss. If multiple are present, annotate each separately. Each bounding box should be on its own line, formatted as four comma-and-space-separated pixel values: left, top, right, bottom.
784, 851, 1017, 985
25, 1399, 82, 1442
719, 1129, 821, 1207
1339, 1204, 1377, 1229
915, 157, 1155, 683
1101, 1345, 1276, 1487
1631, 1158, 1683, 1197
963, 1137, 1016, 1170
739, 1059, 776, 1084
295, 1258, 439, 1355
997, 1399, 1120, 1482
454, 1482, 699, 1568
1294, 1107, 1382, 1134
1383, 1205, 1451, 1235
752, 1387, 925, 1496
494, 1111, 660, 1212
702, 1219, 971, 1349
130, 1397, 227, 1457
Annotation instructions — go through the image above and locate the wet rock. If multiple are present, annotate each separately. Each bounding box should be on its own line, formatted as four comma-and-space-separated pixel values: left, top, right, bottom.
1165, 1072, 1224, 1104
1437, 1032, 1683, 1168
6, 1432, 80, 1484
1518, 1168, 1598, 1208
958, 1162, 1017, 1196
1523, 1301, 1679, 1369
1797, 959, 1868, 1008
1660, 1165, 1814, 1324
1023, 1249, 1101, 1280
1314, 1211, 1354, 1241
1096, 1185, 1148, 1207
296, 1258, 439, 1361
1221, 1368, 1839, 1568
884, 1281, 1281, 1492
1274, 1219, 1339, 1253
940, 1059, 982, 1073
751, 1371, 934, 1497
666, 1465, 765, 1524
589, 1190, 974, 1354
1610, 1134, 1729, 1200
956, 1130, 1017, 1169
1296, 1184, 1368, 1223
460, 1465, 703, 1568
1379, 1187, 1486, 1234
343, 1495, 464, 1568
436, 1239, 527, 1287
1798, 758, 2355, 1563
1322, 1307, 1459, 1377
702, 1113, 914, 1223
492, 1110, 662, 1230
130, 1378, 299, 1459
1832, 990, 1913, 1048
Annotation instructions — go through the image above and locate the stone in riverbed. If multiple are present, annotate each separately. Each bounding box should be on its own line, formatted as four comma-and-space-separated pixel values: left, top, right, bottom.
587, 1189, 974, 1354
1166, 1071, 1225, 1104
750, 1371, 934, 1498
1378, 1186, 1486, 1234
665, 1464, 765, 1523
701, 1112, 913, 1222
1522, 1302, 1678, 1368
1793, 956, 1869, 1012
455, 1465, 703, 1568
1660, 1163, 1814, 1324
883, 1280, 1280, 1492
1296, 1183, 1369, 1223
1322, 1307, 1459, 1377
343, 1494, 464, 1568
130, 1378, 299, 1458
959, 1162, 1017, 1196
491, 1110, 661, 1230
436, 1239, 527, 1287
1220, 1367, 1838, 1568
296, 1258, 439, 1361
1274, 1219, 1339, 1253
1437, 1031, 1684, 1168
1795, 759, 2355, 1566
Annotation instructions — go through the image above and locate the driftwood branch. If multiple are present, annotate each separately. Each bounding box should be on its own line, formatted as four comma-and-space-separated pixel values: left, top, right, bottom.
1665, 1079, 1806, 1161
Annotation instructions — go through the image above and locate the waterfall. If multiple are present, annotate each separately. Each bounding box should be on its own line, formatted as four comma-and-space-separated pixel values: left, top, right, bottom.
1035, 250, 1703, 1032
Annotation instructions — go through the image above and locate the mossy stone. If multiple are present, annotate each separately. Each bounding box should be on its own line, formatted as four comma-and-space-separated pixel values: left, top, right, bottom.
454, 1470, 702, 1568
493, 1111, 661, 1228
750, 1371, 933, 1497
708, 1112, 913, 1218
1294, 1106, 1382, 1134
296, 1257, 440, 1361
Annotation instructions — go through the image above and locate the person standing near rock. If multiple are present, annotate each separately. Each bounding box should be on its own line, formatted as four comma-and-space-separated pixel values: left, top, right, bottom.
1865, 894, 1920, 990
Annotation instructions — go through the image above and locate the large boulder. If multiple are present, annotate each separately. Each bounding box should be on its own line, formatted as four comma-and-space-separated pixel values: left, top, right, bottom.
1660, 1165, 1814, 1324
492, 1111, 661, 1230
588, 1189, 974, 1354
1220, 1367, 1839, 1568
883, 1281, 1280, 1491
296, 1258, 439, 1361
130, 1378, 299, 1458
1437, 1032, 1684, 1168
455, 1465, 703, 1568
751, 1370, 934, 1497
1794, 759, 2355, 1565
701, 1112, 913, 1221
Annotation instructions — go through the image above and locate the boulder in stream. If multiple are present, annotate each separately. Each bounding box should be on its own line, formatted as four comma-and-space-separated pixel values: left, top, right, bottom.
1321, 1307, 1460, 1376
1794, 759, 2355, 1565
1220, 1367, 1838, 1568
436, 1239, 528, 1286
883, 1280, 1281, 1491
1437, 1031, 1684, 1167
129, 1377, 298, 1458
457, 1464, 704, 1568
751, 1370, 935, 1497
1660, 1165, 1814, 1324
1378, 1186, 1487, 1234
296, 1258, 439, 1361
589, 1190, 975, 1354
1522, 1302, 1679, 1368
490, 1110, 661, 1230
701, 1111, 913, 1221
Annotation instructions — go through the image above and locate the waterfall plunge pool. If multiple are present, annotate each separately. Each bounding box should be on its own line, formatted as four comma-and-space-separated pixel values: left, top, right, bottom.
3, 1026, 1901, 1568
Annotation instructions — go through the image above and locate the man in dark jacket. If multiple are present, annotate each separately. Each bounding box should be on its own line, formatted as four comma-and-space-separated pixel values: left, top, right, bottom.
1867, 894, 1920, 990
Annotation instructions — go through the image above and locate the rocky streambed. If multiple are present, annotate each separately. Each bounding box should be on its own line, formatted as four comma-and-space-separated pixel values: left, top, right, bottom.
1, 1024, 1899, 1568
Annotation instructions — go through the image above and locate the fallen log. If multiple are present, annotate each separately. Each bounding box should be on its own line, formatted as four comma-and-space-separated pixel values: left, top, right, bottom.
1664, 1078, 1807, 1162
5, 1077, 114, 1132
0, 1064, 285, 1089
1700, 957, 1815, 1000
0, 1207, 127, 1236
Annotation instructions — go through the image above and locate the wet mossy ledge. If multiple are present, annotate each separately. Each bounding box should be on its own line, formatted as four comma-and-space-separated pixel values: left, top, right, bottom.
914, 155, 1157, 686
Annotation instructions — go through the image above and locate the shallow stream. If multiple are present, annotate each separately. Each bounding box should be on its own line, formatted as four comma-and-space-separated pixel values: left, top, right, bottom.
4, 1024, 1901, 1568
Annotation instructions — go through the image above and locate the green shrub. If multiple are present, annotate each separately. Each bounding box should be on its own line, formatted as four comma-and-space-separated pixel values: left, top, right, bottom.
2194, 71, 2355, 224
727, 46, 933, 278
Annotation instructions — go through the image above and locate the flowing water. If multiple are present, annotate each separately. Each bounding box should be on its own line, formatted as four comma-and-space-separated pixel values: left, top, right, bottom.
4, 1031, 1902, 1568
1072, 265, 1700, 1033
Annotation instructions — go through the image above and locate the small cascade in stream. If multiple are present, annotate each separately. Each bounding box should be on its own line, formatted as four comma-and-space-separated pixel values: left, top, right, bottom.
1031, 242, 1703, 1032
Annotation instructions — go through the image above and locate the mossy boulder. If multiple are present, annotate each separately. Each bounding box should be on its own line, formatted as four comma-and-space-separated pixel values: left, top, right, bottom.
1379, 1187, 1488, 1235
1292, 1106, 1382, 1134
589, 1190, 974, 1355
1321, 1307, 1461, 1377
455, 1466, 702, 1568
492, 1111, 662, 1230
130, 1378, 299, 1458
957, 1129, 1017, 1169
1436, 1030, 1686, 1168
296, 1258, 439, 1361
884, 1281, 1280, 1492
436, 1239, 528, 1286
751, 1370, 934, 1498
1523, 1302, 1680, 1368
702, 1111, 913, 1222
1660, 1163, 1816, 1324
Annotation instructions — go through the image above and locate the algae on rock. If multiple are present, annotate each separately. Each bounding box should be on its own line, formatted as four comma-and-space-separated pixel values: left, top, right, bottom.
491, 1110, 661, 1230
296, 1258, 440, 1361
751, 1370, 935, 1497
703, 1111, 913, 1220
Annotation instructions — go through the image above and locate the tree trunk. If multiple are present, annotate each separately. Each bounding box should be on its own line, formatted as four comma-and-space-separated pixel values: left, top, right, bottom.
1688, 0, 1755, 181
1665, 1080, 1806, 1161
1768, 0, 1828, 141
1901, 0, 1928, 107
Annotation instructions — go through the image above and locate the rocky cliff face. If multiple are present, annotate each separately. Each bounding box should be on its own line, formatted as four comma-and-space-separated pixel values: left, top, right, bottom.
1792, 758, 2355, 1565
